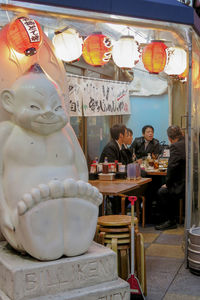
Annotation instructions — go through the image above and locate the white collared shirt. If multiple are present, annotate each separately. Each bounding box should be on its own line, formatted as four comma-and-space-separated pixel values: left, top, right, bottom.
116, 140, 122, 150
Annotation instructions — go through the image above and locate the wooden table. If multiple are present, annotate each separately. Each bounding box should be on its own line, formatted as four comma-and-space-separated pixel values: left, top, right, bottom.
145, 169, 167, 176
89, 177, 152, 226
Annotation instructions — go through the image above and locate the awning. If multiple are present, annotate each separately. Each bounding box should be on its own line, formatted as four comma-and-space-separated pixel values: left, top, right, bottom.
11, 0, 194, 24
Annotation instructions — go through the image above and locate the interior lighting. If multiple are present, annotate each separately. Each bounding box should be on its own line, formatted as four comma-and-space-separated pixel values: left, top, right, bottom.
82, 32, 112, 67
164, 47, 187, 75
112, 36, 140, 69
52, 27, 83, 62
7, 16, 43, 56
142, 40, 167, 74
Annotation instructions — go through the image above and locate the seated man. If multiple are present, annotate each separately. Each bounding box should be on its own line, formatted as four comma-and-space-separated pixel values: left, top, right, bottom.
99, 124, 127, 214
130, 125, 161, 161
155, 126, 186, 230
99, 124, 127, 164
121, 128, 134, 165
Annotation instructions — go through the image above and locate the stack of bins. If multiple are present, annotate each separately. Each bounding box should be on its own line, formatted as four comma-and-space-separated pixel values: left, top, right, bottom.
188, 226, 200, 275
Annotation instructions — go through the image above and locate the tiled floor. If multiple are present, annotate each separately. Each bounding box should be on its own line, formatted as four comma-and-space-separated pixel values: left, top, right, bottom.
140, 224, 200, 300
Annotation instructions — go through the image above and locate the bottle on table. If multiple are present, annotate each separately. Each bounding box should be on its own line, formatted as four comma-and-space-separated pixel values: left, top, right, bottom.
102, 157, 109, 173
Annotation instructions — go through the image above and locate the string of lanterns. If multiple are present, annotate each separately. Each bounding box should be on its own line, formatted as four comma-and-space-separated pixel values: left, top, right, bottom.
52, 28, 188, 77
6, 16, 188, 78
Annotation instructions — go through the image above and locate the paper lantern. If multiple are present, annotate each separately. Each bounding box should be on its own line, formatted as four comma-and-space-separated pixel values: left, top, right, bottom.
112, 36, 140, 69
82, 33, 112, 66
142, 41, 167, 74
7, 17, 43, 56
164, 47, 187, 75
192, 57, 200, 88
52, 28, 83, 62
178, 65, 188, 79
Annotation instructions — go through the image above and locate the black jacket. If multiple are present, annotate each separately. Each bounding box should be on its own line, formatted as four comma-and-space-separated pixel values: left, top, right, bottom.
166, 137, 186, 197
130, 136, 161, 159
99, 139, 125, 163
121, 145, 133, 165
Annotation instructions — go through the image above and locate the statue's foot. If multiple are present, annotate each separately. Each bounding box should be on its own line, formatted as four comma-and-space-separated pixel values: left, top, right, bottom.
15, 179, 102, 260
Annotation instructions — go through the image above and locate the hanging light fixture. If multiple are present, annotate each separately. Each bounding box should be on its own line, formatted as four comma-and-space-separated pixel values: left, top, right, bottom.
142, 40, 167, 74
112, 36, 140, 69
82, 32, 112, 67
7, 16, 43, 56
52, 27, 83, 62
192, 57, 200, 88
164, 47, 187, 75
178, 64, 188, 80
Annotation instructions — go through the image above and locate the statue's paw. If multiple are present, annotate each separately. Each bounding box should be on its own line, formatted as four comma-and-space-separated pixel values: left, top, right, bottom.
15, 179, 102, 260
17, 181, 63, 216
63, 179, 103, 206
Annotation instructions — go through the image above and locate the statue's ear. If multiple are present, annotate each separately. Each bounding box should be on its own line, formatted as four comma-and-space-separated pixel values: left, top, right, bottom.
1, 89, 15, 114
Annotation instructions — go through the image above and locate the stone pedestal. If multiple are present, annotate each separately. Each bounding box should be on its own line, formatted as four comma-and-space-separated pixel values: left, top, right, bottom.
0, 241, 130, 300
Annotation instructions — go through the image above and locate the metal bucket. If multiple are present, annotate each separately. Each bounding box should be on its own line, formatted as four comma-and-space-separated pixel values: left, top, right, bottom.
189, 226, 200, 246
188, 227, 200, 275
188, 239, 200, 252
188, 247, 200, 262
188, 257, 200, 272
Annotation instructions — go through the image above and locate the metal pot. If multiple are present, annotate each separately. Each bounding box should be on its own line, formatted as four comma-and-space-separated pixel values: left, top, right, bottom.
189, 226, 200, 246
188, 239, 200, 252
188, 247, 200, 262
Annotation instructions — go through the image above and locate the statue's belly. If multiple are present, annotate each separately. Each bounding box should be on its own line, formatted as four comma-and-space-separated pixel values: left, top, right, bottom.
3, 165, 79, 209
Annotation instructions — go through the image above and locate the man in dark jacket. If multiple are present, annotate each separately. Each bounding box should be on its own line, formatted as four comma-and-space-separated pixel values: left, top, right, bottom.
121, 128, 134, 165
155, 126, 186, 230
130, 125, 161, 160
99, 124, 127, 164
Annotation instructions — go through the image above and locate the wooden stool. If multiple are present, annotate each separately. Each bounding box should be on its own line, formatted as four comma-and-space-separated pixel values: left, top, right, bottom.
96, 215, 138, 280
134, 231, 147, 296
98, 215, 138, 232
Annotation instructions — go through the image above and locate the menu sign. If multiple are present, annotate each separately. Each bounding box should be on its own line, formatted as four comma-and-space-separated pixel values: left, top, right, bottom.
66, 74, 130, 116
66, 76, 83, 116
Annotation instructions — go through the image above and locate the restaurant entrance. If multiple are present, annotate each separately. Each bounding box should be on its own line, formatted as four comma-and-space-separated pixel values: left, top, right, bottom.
0, 0, 200, 261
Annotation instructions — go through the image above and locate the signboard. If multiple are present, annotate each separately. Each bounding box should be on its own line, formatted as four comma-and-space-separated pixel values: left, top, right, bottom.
66, 74, 130, 116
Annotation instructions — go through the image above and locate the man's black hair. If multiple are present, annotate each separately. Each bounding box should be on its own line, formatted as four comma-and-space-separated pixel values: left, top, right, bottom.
142, 125, 154, 134
167, 125, 183, 140
127, 128, 133, 136
110, 124, 127, 140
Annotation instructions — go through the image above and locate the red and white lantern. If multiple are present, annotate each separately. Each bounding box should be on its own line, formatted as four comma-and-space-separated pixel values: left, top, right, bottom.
7, 17, 43, 56
82, 33, 112, 66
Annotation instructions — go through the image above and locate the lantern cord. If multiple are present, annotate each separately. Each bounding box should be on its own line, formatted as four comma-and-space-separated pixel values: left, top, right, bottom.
66, 73, 130, 85
54, 26, 69, 35
5, 0, 10, 22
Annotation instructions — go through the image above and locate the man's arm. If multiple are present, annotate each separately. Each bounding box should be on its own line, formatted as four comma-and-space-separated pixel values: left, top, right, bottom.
166, 143, 182, 187
130, 138, 138, 157
100, 143, 119, 163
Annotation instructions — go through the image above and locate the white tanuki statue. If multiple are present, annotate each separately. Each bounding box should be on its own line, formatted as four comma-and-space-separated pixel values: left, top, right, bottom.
0, 64, 102, 260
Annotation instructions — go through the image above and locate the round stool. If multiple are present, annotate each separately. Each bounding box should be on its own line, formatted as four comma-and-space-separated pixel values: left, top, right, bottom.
96, 215, 138, 280
98, 215, 138, 232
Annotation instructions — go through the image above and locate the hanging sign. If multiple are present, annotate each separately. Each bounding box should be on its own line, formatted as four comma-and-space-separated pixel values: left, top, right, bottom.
66, 75, 83, 116
82, 78, 130, 116
66, 74, 130, 116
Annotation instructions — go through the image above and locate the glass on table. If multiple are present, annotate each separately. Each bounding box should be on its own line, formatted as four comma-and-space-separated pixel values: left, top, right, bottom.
127, 163, 136, 180
154, 159, 159, 169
